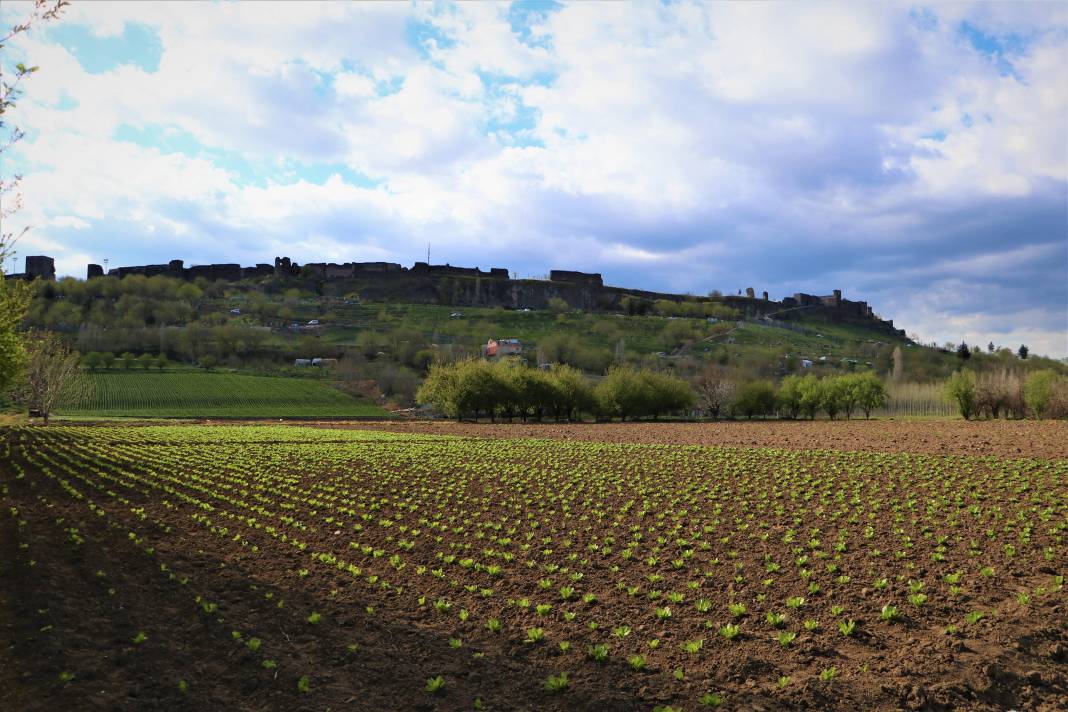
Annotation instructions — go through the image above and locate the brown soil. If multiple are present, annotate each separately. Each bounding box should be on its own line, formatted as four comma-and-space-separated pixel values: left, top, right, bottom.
2, 424, 1065, 712
325, 419, 1068, 459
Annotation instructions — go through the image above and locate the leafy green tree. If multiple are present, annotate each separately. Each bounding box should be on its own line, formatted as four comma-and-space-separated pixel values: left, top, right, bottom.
640, 369, 695, 419
119, 351, 137, 370
155, 353, 169, 371
80, 351, 103, 371
797, 374, 823, 419
851, 371, 887, 419
550, 365, 594, 422
595, 367, 649, 421
1024, 370, 1059, 418
944, 369, 977, 420
776, 375, 803, 419
734, 380, 776, 419
820, 377, 848, 419
416, 361, 463, 419
137, 352, 155, 370
1017, 344, 1029, 360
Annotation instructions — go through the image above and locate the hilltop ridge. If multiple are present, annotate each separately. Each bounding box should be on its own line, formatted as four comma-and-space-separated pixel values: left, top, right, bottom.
55, 254, 905, 339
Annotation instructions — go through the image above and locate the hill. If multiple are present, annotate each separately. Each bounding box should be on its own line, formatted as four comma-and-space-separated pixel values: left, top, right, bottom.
21, 264, 1065, 411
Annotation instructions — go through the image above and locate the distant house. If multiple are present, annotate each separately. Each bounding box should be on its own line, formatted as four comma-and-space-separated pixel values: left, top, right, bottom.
800, 359, 813, 369
294, 358, 312, 366
483, 338, 522, 358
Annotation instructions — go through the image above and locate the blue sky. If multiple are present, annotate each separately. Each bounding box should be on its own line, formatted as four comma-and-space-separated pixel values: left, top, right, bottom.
3, 1, 1066, 356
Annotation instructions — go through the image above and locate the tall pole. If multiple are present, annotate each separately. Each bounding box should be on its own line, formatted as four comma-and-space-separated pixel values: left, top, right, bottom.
427, 241, 430, 264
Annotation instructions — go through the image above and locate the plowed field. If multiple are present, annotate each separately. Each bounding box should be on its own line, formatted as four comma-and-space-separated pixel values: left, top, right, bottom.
2, 423, 1065, 711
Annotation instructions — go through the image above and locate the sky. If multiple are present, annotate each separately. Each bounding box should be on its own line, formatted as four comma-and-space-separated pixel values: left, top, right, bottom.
2, 0, 1066, 357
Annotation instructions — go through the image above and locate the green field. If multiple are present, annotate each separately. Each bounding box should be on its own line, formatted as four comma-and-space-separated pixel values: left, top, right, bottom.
55, 371, 388, 418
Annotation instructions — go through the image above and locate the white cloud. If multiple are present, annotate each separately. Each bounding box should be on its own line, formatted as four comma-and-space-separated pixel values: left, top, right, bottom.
3, 1, 1066, 356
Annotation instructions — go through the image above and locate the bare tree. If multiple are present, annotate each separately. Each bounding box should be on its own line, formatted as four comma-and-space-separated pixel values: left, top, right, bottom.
891, 346, 904, 382
20, 331, 81, 424
694, 366, 735, 420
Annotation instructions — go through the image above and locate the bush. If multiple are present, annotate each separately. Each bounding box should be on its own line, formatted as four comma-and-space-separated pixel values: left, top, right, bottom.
1024, 370, 1060, 418
944, 370, 977, 420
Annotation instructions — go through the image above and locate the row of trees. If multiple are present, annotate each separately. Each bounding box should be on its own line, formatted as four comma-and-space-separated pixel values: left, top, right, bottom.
417, 360, 695, 422
696, 370, 888, 420
944, 369, 1068, 420
81, 351, 169, 371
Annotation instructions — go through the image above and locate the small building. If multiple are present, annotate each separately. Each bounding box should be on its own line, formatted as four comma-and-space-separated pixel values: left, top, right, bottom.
800, 359, 813, 369
483, 338, 522, 358
294, 358, 312, 367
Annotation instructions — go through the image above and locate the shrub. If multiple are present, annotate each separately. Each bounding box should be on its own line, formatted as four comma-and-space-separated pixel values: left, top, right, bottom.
944, 370, 977, 420
1024, 370, 1060, 418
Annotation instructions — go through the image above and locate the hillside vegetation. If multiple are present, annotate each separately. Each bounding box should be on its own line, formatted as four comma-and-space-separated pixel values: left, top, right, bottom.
21, 274, 1066, 412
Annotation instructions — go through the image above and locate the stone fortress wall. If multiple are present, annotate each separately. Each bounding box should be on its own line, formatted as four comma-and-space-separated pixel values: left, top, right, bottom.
9, 253, 904, 338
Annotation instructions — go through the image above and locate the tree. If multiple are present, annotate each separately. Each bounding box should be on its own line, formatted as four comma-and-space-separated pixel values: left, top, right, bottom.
851, 372, 887, 419
80, 351, 104, 371
776, 374, 803, 419
944, 369, 977, 420
155, 353, 169, 371
119, 351, 137, 370
987, 341, 995, 353
641, 369, 695, 419
550, 365, 594, 422
797, 374, 823, 419
891, 346, 904, 382
733, 380, 776, 419
820, 376, 847, 420
1, 3, 69, 392
416, 361, 463, 420
956, 342, 971, 361
1017, 344, 1029, 360
595, 367, 649, 421
19, 331, 81, 424
1024, 370, 1059, 418
695, 367, 735, 419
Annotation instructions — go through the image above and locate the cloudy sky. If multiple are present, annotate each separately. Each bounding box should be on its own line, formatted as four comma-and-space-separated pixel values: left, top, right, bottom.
3, 1, 1066, 356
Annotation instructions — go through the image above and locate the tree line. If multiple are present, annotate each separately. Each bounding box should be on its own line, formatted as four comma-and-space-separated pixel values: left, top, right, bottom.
944, 368, 1068, 420
416, 360, 695, 422
695, 370, 889, 420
